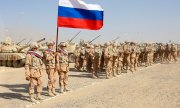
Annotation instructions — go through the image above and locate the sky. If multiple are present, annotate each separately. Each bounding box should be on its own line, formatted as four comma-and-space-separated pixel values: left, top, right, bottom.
0, 0, 180, 44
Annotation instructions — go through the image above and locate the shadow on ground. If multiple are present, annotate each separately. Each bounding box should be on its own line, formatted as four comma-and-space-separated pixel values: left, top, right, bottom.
0, 84, 30, 101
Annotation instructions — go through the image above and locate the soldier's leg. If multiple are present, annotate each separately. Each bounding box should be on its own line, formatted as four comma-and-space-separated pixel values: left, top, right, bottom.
59, 71, 64, 93
118, 61, 123, 75
29, 78, 37, 102
134, 59, 138, 71
52, 69, 57, 95
36, 78, 44, 100
106, 61, 111, 79
130, 58, 134, 72
63, 71, 69, 92
83, 59, 87, 71
47, 69, 54, 96
113, 62, 118, 77
92, 63, 98, 78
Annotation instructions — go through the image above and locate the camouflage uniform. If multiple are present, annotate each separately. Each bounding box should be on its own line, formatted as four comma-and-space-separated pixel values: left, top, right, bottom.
112, 43, 118, 76
74, 47, 81, 71
171, 44, 177, 62
92, 44, 102, 78
145, 43, 154, 66
43, 41, 57, 96
25, 42, 44, 102
56, 42, 69, 93
165, 44, 171, 62
104, 42, 113, 79
79, 47, 87, 71
85, 44, 94, 72
159, 44, 165, 62
130, 42, 137, 72
123, 42, 131, 72
117, 44, 124, 74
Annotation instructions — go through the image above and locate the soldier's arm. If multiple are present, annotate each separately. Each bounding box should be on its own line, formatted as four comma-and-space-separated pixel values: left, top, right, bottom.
24, 54, 31, 80
55, 53, 60, 70
47, 51, 55, 61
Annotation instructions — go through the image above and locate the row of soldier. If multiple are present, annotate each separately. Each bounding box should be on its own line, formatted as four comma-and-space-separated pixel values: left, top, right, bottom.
25, 41, 69, 102
74, 42, 179, 79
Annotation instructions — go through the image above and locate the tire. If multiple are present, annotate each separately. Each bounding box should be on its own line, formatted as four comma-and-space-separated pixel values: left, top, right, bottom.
2, 60, 7, 66
0, 60, 2, 66
7, 60, 13, 67
13, 59, 25, 68
68, 53, 75, 63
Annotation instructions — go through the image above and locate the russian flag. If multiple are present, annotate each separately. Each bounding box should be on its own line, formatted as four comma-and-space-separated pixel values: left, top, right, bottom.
58, 0, 104, 30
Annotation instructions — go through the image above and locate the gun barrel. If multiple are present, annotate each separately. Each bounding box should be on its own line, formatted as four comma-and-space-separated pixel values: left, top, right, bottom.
26, 39, 32, 45
112, 36, 120, 42
89, 35, 101, 44
36, 38, 45, 43
69, 31, 81, 43
18, 38, 46, 52
16, 38, 26, 45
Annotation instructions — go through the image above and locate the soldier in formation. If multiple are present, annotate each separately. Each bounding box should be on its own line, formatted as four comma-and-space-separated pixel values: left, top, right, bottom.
25, 42, 44, 102
23, 39, 180, 102
56, 42, 70, 93
43, 41, 57, 96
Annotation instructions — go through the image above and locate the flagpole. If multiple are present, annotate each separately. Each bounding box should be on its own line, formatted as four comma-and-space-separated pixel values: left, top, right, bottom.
56, 26, 59, 52
56, 0, 59, 52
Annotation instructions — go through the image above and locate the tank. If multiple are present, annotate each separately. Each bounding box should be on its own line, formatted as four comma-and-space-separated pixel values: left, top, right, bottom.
66, 42, 77, 63
0, 37, 45, 68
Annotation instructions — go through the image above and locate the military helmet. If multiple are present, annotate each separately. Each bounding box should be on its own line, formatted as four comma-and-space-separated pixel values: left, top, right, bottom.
104, 42, 110, 46
60, 42, 66, 47
30, 42, 38, 49
86, 43, 91, 48
4, 37, 12, 45
47, 41, 55, 46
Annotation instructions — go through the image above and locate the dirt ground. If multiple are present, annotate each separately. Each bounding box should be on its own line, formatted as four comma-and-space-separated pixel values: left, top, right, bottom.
0, 61, 180, 108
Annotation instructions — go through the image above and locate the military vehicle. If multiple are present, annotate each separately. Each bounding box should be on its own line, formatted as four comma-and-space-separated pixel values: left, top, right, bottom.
0, 38, 45, 68
66, 31, 81, 63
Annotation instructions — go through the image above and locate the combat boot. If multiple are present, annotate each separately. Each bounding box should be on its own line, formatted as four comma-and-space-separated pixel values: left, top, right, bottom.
36, 93, 44, 100
59, 87, 64, 93
52, 88, 58, 95
64, 86, 70, 92
112, 69, 116, 77
48, 90, 55, 97
30, 94, 38, 103
92, 73, 98, 79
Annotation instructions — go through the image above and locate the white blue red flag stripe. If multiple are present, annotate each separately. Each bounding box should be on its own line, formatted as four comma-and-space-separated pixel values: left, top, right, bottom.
58, 0, 104, 30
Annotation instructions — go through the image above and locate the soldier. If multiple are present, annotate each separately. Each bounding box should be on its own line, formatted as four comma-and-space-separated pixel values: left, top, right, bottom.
112, 43, 118, 76
170, 43, 177, 62
43, 41, 57, 97
79, 46, 87, 71
164, 43, 171, 62
92, 44, 102, 78
56, 42, 69, 93
25, 42, 44, 102
104, 42, 113, 79
145, 43, 154, 66
74, 46, 81, 71
117, 43, 124, 75
123, 42, 131, 72
130, 42, 137, 72
160, 43, 165, 62
85, 44, 94, 72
